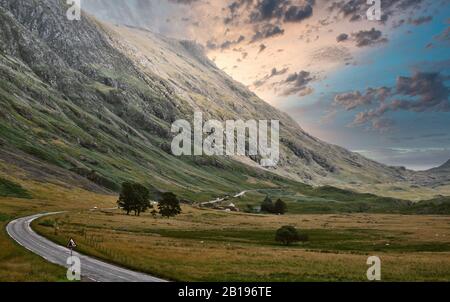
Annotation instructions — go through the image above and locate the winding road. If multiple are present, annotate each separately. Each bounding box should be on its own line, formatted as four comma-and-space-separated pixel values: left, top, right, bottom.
6, 213, 166, 282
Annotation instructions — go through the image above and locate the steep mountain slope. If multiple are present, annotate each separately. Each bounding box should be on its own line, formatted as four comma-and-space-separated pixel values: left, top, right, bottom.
0, 0, 438, 199
103, 23, 412, 185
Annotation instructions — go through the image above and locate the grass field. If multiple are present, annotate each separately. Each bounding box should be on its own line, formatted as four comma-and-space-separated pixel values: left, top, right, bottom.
2, 161, 450, 282
34, 206, 450, 281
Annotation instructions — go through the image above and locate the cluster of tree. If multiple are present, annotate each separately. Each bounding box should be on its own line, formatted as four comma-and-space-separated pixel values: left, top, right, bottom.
261, 196, 287, 214
275, 226, 309, 246
117, 182, 181, 218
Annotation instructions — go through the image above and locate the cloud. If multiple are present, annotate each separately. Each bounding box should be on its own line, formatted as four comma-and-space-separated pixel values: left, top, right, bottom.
249, 0, 315, 23
253, 67, 289, 88
370, 118, 395, 132
328, 0, 427, 23
333, 87, 391, 110
284, 3, 314, 22
258, 43, 267, 53
335, 71, 450, 131
249, 0, 287, 22
309, 46, 353, 64
336, 33, 349, 42
352, 28, 388, 47
250, 24, 285, 42
225, 0, 315, 27
225, 0, 254, 24
328, 0, 367, 22
408, 16, 433, 25
278, 70, 315, 96
393, 72, 450, 112
207, 35, 246, 50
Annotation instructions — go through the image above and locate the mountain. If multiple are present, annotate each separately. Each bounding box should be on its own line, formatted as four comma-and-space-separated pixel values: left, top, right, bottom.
412, 159, 450, 188
0, 0, 440, 199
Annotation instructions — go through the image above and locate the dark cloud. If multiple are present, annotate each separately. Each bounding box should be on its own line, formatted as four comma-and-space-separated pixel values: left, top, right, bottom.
228, 0, 254, 13
328, 0, 366, 21
249, 0, 286, 21
394, 72, 450, 112
249, 0, 314, 23
408, 16, 433, 25
334, 71, 450, 131
284, 3, 314, 22
250, 24, 285, 42
207, 35, 245, 50
328, 0, 427, 23
336, 33, 349, 42
334, 87, 391, 110
225, 0, 315, 26
396, 0, 425, 10
225, 0, 254, 24
253, 67, 289, 88
270, 67, 289, 77
278, 70, 315, 96
258, 43, 267, 53
352, 28, 388, 47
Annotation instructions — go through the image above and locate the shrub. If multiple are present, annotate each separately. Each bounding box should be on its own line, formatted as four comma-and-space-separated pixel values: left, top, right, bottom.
275, 226, 308, 246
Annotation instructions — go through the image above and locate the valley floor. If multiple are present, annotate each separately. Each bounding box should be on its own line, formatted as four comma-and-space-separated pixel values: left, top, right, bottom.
1, 169, 450, 282
33, 206, 450, 282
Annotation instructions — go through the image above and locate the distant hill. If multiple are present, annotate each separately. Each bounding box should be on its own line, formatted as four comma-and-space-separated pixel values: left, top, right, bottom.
436, 160, 450, 170
410, 159, 450, 188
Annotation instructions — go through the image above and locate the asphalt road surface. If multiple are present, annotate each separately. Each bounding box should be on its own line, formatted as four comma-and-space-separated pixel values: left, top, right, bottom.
6, 213, 166, 282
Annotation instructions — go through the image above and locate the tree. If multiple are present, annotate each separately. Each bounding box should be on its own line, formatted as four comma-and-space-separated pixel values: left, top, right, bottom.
158, 192, 182, 218
117, 182, 152, 216
261, 195, 274, 213
274, 199, 287, 215
117, 182, 134, 215
275, 226, 308, 246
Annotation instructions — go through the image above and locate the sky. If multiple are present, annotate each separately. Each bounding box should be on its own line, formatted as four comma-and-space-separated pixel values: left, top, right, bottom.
83, 0, 450, 170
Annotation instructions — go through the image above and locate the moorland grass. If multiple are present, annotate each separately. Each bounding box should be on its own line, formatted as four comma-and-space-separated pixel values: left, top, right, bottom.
34, 207, 450, 281
0, 177, 31, 199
